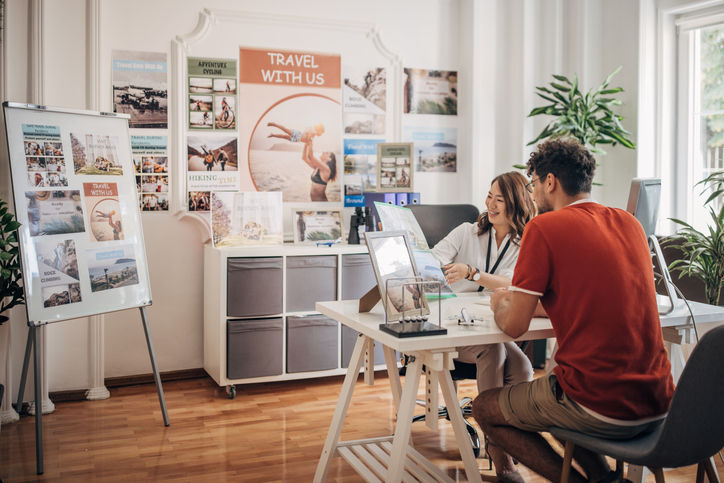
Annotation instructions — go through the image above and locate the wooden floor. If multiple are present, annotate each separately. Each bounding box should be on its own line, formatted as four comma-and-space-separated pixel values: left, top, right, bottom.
0, 373, 721, 482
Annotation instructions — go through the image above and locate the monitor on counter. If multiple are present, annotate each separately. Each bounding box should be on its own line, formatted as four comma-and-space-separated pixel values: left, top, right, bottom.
626, 178, 661, 238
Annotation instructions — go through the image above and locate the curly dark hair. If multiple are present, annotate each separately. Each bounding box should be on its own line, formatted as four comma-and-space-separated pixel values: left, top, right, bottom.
477, 171, 537, 244
526, 138, 596, 195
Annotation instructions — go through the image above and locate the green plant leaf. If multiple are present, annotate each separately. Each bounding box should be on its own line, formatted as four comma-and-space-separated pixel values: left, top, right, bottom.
550, 82, 570, 92
552, 74, 572, 84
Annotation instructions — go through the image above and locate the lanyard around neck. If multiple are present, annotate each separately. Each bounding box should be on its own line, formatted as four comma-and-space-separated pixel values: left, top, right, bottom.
478, 232, 512, 292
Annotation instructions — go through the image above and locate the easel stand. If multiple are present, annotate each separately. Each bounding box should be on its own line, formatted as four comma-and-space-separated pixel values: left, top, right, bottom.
14, 306, 169, 475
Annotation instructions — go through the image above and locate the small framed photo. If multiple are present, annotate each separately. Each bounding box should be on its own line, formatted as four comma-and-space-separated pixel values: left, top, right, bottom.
293, 209, 344, 244
364, 230, 430, 321
377, 142, 413, 192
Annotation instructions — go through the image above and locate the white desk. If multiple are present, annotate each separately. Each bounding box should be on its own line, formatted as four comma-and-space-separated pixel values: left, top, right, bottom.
313, 294, 724, 483
313, 293, 552, 483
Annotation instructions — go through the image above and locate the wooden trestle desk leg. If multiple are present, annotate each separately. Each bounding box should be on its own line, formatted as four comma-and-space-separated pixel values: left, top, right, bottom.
313, 333, 368, 482
387, 354, 422, 481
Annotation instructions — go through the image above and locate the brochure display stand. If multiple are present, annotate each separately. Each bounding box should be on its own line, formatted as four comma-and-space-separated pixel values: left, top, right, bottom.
2, 103, 169, 474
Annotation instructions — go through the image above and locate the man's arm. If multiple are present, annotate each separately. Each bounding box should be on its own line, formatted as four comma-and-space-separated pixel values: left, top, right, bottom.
490, 288, 541, 338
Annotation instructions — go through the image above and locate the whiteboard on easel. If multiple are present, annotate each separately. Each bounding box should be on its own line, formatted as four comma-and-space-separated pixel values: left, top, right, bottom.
3, 102, 152, 326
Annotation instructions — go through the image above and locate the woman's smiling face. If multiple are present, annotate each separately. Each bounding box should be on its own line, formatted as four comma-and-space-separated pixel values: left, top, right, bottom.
486, 180, 507, 225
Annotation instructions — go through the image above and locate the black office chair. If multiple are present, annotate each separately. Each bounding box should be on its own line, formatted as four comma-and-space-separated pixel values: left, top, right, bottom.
551, 324, 724, 483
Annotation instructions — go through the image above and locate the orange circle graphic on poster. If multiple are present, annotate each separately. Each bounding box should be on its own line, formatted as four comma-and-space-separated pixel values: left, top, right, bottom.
248, 93, 341, 203
89, 198, 123, 242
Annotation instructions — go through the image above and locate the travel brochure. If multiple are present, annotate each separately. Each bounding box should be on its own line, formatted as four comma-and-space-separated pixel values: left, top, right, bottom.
211, 191, 283, 247
377, 142, 413, 192
131, 135, 169, 212
293, 210, 343, 244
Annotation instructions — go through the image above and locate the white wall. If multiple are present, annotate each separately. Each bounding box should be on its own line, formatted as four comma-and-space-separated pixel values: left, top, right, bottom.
0, 0, 645, 406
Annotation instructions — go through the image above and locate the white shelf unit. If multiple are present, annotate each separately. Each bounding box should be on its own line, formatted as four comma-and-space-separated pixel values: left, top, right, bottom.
204, 244, 386, 396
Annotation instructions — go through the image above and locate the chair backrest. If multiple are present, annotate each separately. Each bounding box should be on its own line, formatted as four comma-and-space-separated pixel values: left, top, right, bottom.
646, 324, 724, 468
408, 204, 480, 248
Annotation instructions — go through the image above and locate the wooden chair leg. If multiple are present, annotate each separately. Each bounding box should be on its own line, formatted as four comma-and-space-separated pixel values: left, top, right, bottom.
702, 457, 721, 483
651, 467, 665, 483
697, 462, 707, 483
560, 441, 574, 483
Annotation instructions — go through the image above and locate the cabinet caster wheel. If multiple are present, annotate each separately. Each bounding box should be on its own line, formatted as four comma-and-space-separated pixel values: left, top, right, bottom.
226, 385, 236, 399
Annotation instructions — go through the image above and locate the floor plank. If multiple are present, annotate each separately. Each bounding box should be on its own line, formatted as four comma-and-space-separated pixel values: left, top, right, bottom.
0, 373, 721, 482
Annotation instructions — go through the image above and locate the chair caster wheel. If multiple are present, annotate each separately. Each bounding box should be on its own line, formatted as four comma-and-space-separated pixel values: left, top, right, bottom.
226, 385, 236, 399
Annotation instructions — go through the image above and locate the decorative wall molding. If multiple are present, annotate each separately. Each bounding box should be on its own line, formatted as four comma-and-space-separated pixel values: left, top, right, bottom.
170, 8, 402, 235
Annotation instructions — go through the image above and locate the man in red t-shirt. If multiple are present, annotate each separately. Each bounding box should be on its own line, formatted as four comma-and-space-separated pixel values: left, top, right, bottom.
472, 138, 675, 483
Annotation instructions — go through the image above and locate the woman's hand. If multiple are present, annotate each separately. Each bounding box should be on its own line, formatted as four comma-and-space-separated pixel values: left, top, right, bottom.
441, 263, 470, 285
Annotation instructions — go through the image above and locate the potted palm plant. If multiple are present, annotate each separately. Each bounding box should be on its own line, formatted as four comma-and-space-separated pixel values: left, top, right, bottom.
0, 198, 24, 325
522, 66, 635, 162
666, 173, 724, 306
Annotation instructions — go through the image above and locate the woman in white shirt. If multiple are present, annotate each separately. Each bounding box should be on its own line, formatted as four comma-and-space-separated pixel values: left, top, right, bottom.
431, 171, 536, 483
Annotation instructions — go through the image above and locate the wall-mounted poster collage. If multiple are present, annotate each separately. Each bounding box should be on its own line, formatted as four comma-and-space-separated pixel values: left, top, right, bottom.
186, 57, 239, 212
112, 50, 170, 212
21, 123, 140, 310
402, 68, 458, 174
342, 65, 386, 205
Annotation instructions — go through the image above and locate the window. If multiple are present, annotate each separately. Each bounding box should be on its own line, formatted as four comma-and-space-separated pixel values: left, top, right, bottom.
677, 18, 724, 230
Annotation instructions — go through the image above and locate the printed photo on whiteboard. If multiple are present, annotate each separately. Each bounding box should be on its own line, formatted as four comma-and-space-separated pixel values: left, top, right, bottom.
25, 190, 85, 237
83, 182, 124, 242
293, 210, 343, 244
140, 193, 168, 212
42, 283, 82, 308
403, 125, 457, 172
377, 143, 413, 192
70, 133, 123, 175
343, 66, 386, 134
112, 50, 168, 128
86, 245, 139, 292
188, 191, 210, 212
211, 191, 283, 247
22, 124, 68, 188
403, 68, 457, 115
35, 239, 80, 287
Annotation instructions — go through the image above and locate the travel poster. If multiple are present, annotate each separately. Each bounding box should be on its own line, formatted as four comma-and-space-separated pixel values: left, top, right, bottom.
403, 68, 458, 115
188, 57, 237, 130
377, 143, 413, 192
112, 50, 168, 128
403, 125, 457, 172
186, 134, 239, 197
131, 135, 168, 211
343, 66, 386, 134
83, 182, 124, 242
240, 47, 342, 202
22, 124, 68, 188
343, 138, 381, 206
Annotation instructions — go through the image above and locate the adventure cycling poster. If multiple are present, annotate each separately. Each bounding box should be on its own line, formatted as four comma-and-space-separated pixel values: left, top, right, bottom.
187, 57, 237, 131
239, 47, 342, 202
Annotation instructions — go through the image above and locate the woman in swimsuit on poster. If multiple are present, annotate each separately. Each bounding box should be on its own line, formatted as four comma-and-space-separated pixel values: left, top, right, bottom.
302, 138, 337, 202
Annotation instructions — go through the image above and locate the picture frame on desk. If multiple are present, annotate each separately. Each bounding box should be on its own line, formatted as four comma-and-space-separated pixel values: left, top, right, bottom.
292, 209, 344, 244
363, 230, 430, 322
377, 142, 413, 192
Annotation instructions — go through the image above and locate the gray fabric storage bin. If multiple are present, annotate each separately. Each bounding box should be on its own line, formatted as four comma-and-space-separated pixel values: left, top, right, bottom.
341, 325, 387, 368
341, 254, 377, 300
227, 257, 282, 316
286, 256, 337, 312
227, 318, 282, 379
287, 315, 338, 373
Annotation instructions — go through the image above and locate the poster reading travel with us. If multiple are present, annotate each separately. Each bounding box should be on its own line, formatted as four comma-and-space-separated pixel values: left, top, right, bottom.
239, 47, 342, 202
83, 182, 124, 242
